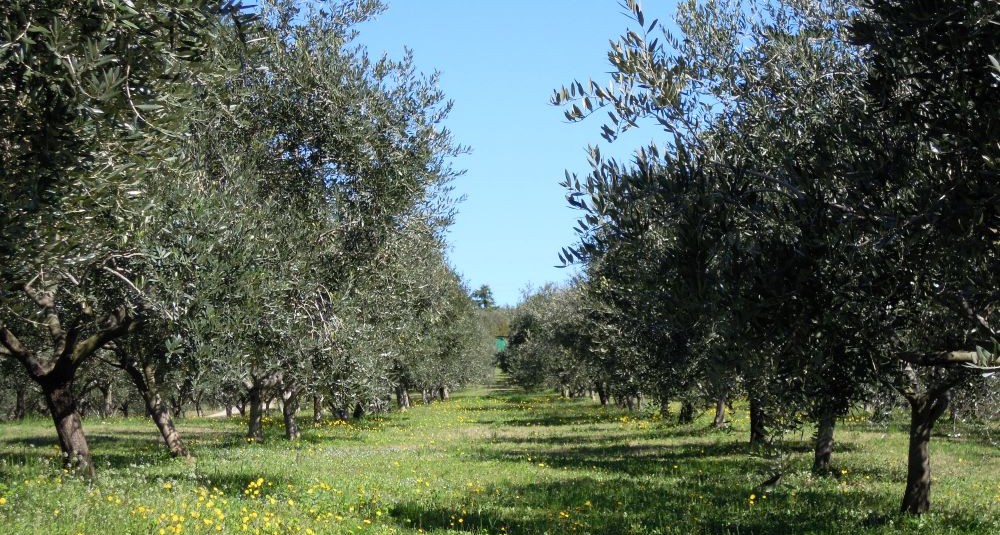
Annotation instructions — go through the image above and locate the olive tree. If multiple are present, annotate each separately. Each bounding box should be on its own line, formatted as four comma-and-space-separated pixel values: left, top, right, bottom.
0, 0, 247, 475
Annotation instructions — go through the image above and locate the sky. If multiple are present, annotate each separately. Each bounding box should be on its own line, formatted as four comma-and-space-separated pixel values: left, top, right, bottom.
356, 1, 678, 306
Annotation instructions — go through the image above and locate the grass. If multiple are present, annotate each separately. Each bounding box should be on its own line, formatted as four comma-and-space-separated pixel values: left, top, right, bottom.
0, 385, 998, 534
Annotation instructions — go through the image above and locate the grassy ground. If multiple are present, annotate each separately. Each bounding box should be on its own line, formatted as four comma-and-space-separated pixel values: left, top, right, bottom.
0, 385, 998, 534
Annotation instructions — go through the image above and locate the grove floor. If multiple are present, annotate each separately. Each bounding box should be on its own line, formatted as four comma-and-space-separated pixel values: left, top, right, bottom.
0, 385, 998, 534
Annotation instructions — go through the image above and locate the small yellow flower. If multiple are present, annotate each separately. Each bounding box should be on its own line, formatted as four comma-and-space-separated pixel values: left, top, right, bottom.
163, 483, 173, 490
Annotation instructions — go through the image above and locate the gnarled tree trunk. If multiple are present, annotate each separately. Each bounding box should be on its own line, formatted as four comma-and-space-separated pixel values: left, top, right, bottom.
12, 384, 27, 420
99, 381, 113, 419
282, 382, 300, 440
813, 410, 836, 473
395, 384, 411, 410
41, 375, 94, 477
247, 382, 265, 442
900, 390, 951, 514
596, 383, 609, 406
712, 393, 727, 428
1, 285, 137, 478
312, 394, 323, 423
245, 373, 281, 441
120, 359, 190, 458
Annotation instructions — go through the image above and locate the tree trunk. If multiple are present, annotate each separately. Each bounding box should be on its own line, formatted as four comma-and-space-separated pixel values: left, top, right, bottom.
422, 389, 431, 404
282, 385, 300, 440
395, 384, 411, 410
438, 386, 450, 400
312, 394, 323, 423
12, 385, 27, 420
712, 393, 727, 428
225, 405, 233, 418
813, 410, 836, 473
121, 362, 190, 458
659, 396, 671, 418
678, 399, 695, 424
99, 382, 113, 419
172, 397, 185, 419
353, 402, 366, 419
749, 396, 767, 445
596, 383, 609, 406
900, 391, 951, 514
41, 379, 94, 477
247, 384, 265, 442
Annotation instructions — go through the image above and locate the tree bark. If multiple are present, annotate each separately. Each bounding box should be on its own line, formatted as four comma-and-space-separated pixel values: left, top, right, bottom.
438, 386, 450, 400
900, 391, 951, 514
99, 382, 113, 419
121, 361, 190, 458
282, 384, 300, 440
422, 389, 431, 404
247, 383, 265, 442
352, 402, 366, 419
749, 396, 767, 445
712, 393, 727, 428
171, 396, 185, 419
395, 384, 411, 410
813, 410, 836, 473
41, 378, 94, 477
312, 394, 323, 423
596, 383, 609, 406
12, 384, 27, 420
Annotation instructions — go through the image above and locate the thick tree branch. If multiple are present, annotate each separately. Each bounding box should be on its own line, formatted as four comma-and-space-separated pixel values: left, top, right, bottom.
70, 308, 140, 367
897, 350, 995, 370
23, 274, 68, 354
0, 324, 53, 377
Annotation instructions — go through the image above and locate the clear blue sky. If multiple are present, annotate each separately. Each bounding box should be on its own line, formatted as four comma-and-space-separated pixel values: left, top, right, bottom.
356, 1, 677, 306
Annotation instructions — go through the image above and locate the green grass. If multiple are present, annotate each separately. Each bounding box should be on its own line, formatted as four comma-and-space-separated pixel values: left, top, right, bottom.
1, 386, 998, 534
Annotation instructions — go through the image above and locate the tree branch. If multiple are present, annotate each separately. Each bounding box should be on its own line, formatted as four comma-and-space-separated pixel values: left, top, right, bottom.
69, 308, 140, 368
0, 324, 52, 377
23, 273, 68, 354
897, 350, 995, 370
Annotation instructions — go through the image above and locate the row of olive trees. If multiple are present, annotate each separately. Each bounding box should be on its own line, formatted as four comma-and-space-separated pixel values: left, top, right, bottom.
0, 0, 492, 475
537, 0, 998, 516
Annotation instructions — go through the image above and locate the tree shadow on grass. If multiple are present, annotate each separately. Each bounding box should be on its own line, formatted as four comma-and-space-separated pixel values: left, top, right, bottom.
384, 474, 905, 535
387, 468, 995, 535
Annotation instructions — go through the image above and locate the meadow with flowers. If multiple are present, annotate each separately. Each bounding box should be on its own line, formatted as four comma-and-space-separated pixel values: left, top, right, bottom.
1, 384, 998, 535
